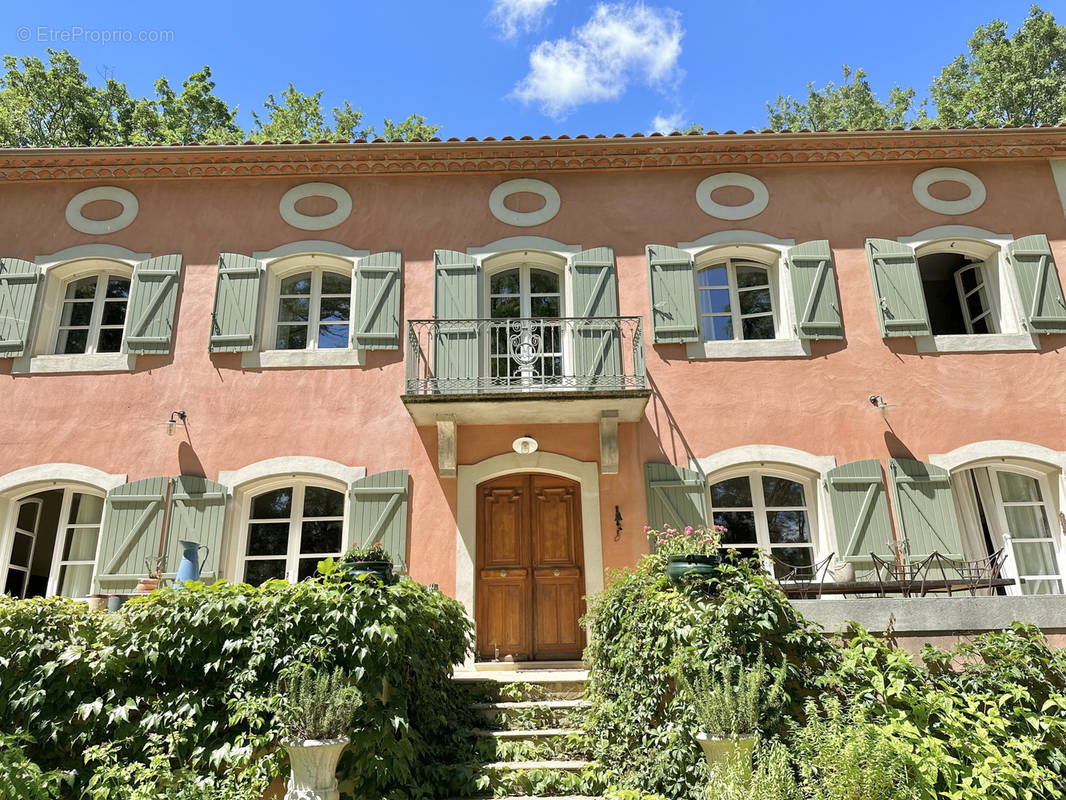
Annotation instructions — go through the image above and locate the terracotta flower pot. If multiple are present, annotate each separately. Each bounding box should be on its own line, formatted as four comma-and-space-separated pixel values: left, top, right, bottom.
283, 737, 348, 800
87, 594, 107, 611
695, 732, 756, 775
135, 577, 159, 594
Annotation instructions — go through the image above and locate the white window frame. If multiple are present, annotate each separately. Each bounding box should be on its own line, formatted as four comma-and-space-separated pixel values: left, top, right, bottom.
900, 227, 1037, 353
234, 476, 349, 584
678, 233, 808, 359
4, 497, 42, 598
954, 262, 997, 334
706, 465, 820, 576
269, 264, 353, 354
52, 271, 132, 357
696, 258, 777, 344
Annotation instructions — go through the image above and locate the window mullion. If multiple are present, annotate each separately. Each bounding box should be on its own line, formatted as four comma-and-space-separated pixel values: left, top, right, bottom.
86, 275, 108, 355
728, 261, 742, 341
751, 473, 772, 556
46, 489, 74, 597
288, 484, 305, 581
309, 271, 322, 351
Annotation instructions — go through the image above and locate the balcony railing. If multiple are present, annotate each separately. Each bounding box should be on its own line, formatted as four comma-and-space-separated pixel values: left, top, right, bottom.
405, 316, 646, 395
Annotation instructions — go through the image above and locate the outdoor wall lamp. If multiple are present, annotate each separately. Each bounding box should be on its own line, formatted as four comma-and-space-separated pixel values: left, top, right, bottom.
868, 395, 888, 409
166, 410, 187, 436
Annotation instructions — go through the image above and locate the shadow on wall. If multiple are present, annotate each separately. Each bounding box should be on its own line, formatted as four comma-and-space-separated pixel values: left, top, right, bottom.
178, 441, 207, 479
641, 372, 701, 474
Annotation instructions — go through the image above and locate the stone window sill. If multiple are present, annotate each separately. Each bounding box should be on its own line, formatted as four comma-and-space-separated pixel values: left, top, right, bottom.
240, 349, 364, 369
685, 338, 810, 360
11, 353, 137, 374
914, 333, 1038, 354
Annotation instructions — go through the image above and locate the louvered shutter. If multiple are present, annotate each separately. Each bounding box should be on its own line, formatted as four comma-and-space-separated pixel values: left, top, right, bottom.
94, 477, 170, 593
124, 255, 182, 355
0, 258, 41, 358
865, 239, 931, 337
1007, 235, 1066, 334
571, 247, 621, 387
353, 251, 403, 349
433, 250, 480, 390
349, 470, 410, 568
787, 240, 843, 339
646, 245, 698, 344
644, 463, 708, 547
887, 459, 964, 559
826, 460, 896, 563
209, 253, 262, 352
163, 476, 228, 582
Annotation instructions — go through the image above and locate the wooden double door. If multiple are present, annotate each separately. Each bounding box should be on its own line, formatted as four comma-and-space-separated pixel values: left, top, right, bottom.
476, 473, 586, 661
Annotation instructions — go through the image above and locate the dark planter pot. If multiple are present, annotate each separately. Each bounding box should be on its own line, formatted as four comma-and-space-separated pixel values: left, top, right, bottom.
339, 560, 395, 585
666, 553, 722, 583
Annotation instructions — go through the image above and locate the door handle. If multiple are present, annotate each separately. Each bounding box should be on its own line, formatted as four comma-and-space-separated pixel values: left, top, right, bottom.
499, 569, 507, 577
553, 569, 560, 577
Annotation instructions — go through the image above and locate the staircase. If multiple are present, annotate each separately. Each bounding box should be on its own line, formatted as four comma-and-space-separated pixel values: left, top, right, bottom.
449, 666, 606, 800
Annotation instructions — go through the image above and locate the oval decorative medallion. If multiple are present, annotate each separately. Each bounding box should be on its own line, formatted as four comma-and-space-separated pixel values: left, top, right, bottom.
489, 179, 561, 227
279, 182, 353, 231
65, 186, 139, 234
912, 168, 986, 215
695, 173, 769, 220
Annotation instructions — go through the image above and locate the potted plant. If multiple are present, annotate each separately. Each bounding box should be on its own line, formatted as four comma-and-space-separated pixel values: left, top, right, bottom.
278, 666, 362, 800
647, 524, 727, 583
337, 542, 395, 585
678, 652, 786, 774
135, 555, 165, 595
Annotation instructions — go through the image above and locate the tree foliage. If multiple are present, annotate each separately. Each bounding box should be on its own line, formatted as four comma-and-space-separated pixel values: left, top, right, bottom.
767, 65, 920, 132
0, 49, 439, 147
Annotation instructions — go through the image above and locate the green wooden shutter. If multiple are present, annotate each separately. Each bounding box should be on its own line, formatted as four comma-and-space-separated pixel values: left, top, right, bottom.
1007, 235, 1066, 333
124, 254, 182, 355
209, 253, 262, 352
887, 459, 964, 559
571, 247, 621, 387
787, 240, 843, 339
865, 239, 931, 337
349, 470, 410, 568
433, 250, 480, 388
94, 477, 170, 593
163, 476, 228, 582
826, 460, 895, 563
0, 258, 41, 358
353, 251, 403, 349
644, 464, 709, 542
646, 245, 698, 344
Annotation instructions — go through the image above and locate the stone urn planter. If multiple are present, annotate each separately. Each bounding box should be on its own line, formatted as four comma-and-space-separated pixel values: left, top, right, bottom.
695, 732, 756, 775
284, 737, 349, 800
666, 553, 722, 583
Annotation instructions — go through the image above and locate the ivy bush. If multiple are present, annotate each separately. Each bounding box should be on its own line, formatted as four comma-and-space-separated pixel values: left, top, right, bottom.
0, 578, 473, 799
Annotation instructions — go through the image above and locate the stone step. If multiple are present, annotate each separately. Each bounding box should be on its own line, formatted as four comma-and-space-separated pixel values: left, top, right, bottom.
475, 728, 585, 739
473, 699, 590, 711
484, 760, 597, 772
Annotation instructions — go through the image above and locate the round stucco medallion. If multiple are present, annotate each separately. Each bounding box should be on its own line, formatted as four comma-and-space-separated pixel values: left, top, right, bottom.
489, 179, 561, 227
695, 173, 769, 220
912, 168, 986, 215
279, 182, 353, 231
65, 186, 139, 234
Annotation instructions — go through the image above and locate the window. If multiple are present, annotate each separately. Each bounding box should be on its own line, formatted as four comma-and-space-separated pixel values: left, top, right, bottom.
697, 260, 776, 342
487, 265, 564, 384
709, 470, 816, 577
273, 269, 351, 351
917, 252, 997, 336
2, 488, 104, 599
241, 483, 345, 585
54, 273, 130, 354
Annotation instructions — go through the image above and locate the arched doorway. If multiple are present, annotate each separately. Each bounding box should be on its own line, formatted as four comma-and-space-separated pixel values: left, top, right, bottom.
476, 473, 586, 661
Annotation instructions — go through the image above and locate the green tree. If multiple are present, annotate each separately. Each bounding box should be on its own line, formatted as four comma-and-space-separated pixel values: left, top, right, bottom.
377, 113, 440, 142
766, 65, 919, 132
248, 84, 365, 142
931, 5, 1066, 127
137, 67, 242, 144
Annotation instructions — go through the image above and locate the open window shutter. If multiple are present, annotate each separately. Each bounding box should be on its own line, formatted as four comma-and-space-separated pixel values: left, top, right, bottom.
887, 459, 964, 559
94, 477, 170, 593
646, 245, 698, 344
209, 253, 262, 352
162, 476, 228, 582
644, 463, 708, 543
1007, 235, 1066, 334
865, 239, 931, 337
826, 460, 895, 563
349, 470, 410, 568
124, 254, 181, 355
353, 251, 402, 349
787, 240, 843, 339
0, 258, 41, 358
433, 250, 480, 388
571, 247, 621, 386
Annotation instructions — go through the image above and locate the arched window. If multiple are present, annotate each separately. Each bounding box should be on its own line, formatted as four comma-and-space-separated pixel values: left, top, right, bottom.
708, 468, 817, 577
486, 261, 565, 384
915, 249, 999, 336
271, 267, 352, 351
697, 260, 775, 341
54, 271, 131, 354
239, 481, 346, 585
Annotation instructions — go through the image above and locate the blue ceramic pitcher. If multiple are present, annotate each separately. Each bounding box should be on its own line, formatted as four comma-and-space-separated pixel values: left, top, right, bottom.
175, 540, 209, 586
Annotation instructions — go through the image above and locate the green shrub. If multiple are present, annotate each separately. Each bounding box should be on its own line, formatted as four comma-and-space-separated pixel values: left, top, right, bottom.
0, 578, 473, 799
277, 666, 362, 741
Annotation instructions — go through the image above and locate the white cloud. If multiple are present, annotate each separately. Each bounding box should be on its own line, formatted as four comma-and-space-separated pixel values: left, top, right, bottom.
651, 111, 685, 134
490, 0, 557, 39
512, 3, 684, 119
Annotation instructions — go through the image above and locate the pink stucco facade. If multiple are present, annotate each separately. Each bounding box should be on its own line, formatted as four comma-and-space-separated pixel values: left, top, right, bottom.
2, 130, 1066, 647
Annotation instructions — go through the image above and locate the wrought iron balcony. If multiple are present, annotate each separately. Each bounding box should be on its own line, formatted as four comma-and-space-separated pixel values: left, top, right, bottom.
404, 316, 646, 396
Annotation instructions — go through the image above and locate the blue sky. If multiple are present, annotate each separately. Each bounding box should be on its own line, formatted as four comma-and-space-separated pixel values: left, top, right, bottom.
2, 1, 1048, 139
